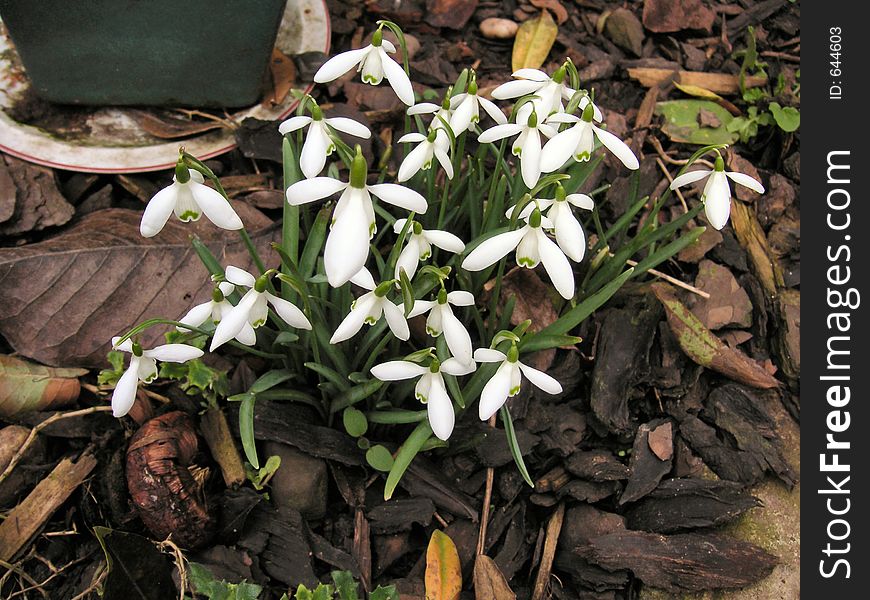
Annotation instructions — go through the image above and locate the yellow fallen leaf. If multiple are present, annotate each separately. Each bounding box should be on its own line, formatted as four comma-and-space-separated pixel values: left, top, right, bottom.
512, 9, 558, 72
426, 530, 462, 600
673, 81, 723, 101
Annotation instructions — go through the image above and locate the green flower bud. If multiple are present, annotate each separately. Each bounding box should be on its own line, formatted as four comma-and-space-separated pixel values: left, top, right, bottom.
714, 156, 725, 172
553, 64, 567, 84
350, 146, 368, 188
372, 28, 383, 47
212, 287, 225, 303
175, 160, 191, 183
131, 341, 143, 357
507, 344, 519, 363
530, 207, 542, 228
555, 184, 567, 202
581, 102, 595, 123
429, 359, 441, 373
527, 109, 538, 128
413, 220, 424, 235
437, 288, 448, 304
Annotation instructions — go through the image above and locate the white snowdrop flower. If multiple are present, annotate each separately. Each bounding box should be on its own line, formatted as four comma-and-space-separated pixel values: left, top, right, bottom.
540, 104, 639, 172
462, 208, 575, 300
407, 95, 453, 132
176, 282, 257, 346
210, 266, 311, 351
478, 105, 557, 188
371, 356, 475, 440
140, 167, 243, 238
668, 155, 765, 230
393, 218, 465, 281
474, 345, 562, 421
505, 186, 594, 262
331, 269, 410, 343
408, 288, 475, 366
110, 337, 203, 418
396, 128, 453, 182
313, 29, 414, 106
285, 148, 428, 287
449, 76, 508, 134
278, 104, 371, 179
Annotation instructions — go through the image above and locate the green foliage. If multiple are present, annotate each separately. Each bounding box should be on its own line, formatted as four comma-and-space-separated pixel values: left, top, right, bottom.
98, 350, 127, 386
245, 455, 281, 491
768, 102, 800, 132
187, 562, 263, 600
366, 445, 395, 472
292, 572, 398, 600
727, 106, 775, 143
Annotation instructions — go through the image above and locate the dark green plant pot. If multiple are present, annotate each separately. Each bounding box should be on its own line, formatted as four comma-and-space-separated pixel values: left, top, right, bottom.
0, 0, 287, 108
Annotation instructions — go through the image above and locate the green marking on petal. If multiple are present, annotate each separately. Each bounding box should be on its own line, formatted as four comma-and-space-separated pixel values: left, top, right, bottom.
252, 319, 266, 328
415, 392, 428, 403
517, 256, 536, 267
178, 210, 200, 222
425, 326, 442, 337
509, 385, 521, 396
420, 251, 431, 260
574, 152, 590, 162
364, 316, 378, 326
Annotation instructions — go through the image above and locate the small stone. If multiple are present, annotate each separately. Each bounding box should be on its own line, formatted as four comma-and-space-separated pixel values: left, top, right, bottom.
265, 442, 328, 520
480, 17, 519, 39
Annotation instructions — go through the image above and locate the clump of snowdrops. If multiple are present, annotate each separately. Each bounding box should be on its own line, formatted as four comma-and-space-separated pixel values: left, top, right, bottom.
106, 21, 763, 498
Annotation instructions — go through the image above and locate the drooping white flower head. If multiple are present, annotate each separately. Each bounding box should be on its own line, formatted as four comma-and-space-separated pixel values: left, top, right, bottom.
285, 148, 428, 287
408, 288, 475, 366
393, 218, 465, 281
211, 266, 311, 351
140, 167, 243, 238
540, 104, 639, 172
668, 155, 765, 230
407, 95, 453, 133
461, 208, 575, 300
176, 281, 258, 346
478, 104, 557, 188
449, 75, 508, 134
505, 186, 594, 262
313, 29, 414, 106
474, 345, 562, 421
371, 356, 475, 440
396, 128, 453, 182
278, 104, 371, 179
331, 268, 410, 343
110, 337, 204, 417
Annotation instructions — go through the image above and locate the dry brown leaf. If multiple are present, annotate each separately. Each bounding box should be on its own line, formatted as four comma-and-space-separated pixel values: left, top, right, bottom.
129, 109, 225, 140
688, 260, 753, 330
474, 555, 516, 600
0, 155, 74, 236
729, 201, 784, 297
0, 207, 277, 368
647, 422, 673, 461
627, 68, 767, 95
426, 529, 462, 600
529, 0, 568, 24
264, 48, 297, 106
0, 356, 87, 417
652, 284, 779, 389
512, 9, 558, 72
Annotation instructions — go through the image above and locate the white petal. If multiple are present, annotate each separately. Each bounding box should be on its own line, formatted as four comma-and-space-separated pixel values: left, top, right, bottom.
407, 102, 440, 116
479, 362, 513, 421
325, 116, 371, 138
425, 306, 443, 336
331, 294, 376, 343
350, 267, 376, 290
314, 47, 371, 82
325, 197, 372, 287
424, 229, 465, 254
491, 78, 544, 100
210, 290, 258, 351
446, 290, 474, 306
477, 123, 523, 144
440, 306, 473, 366
371, 360, 427, 381
427, 375, 455, 441
190, 182, 243, 231
218, 281, 235, 296
367, 183, 428, 213
566, 193, 594, 210
144, 343, 204, 363
286, 177, 348, 206
300, 123, 330, 179
112, 363, 140, 418
382, 300, 410, 341
140, 183, 179, 237
398, 141, 431, 182
474, 348, 507, 363
441, 358, 476, 376
520, 128, 542, 189
264, 292, 312, 330
552, 206, 587, 262
703, 171, 732, 230
409, 299, 436, 318
111, 337, 134, 353
225, 266, 256, 288
518, 362, 563, 394
278, 115, 312, 135
177, 301, 214, 330
248, 293, 269, 327
381, 39, 397, 53
379, 48, 415, 105
433, 145, 454, 179
578, 96, 603, 122
392, 218, 409, 234
136, 356, 158, 382
593, 126, 639, 170
512, 68, 550, 81
537, 229, 575, 299
516, 229, 541, 267
540, 125, 583, 172
726, 171, 765, 194
235, 322, 257, 346
449, 97, 474, 134
478, 97, 508, 125
395, 239, 421, 282
546, 112, 581, 124
461, 227, 528, 271
669, 168, 711, 190
397, 132, 427, 143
